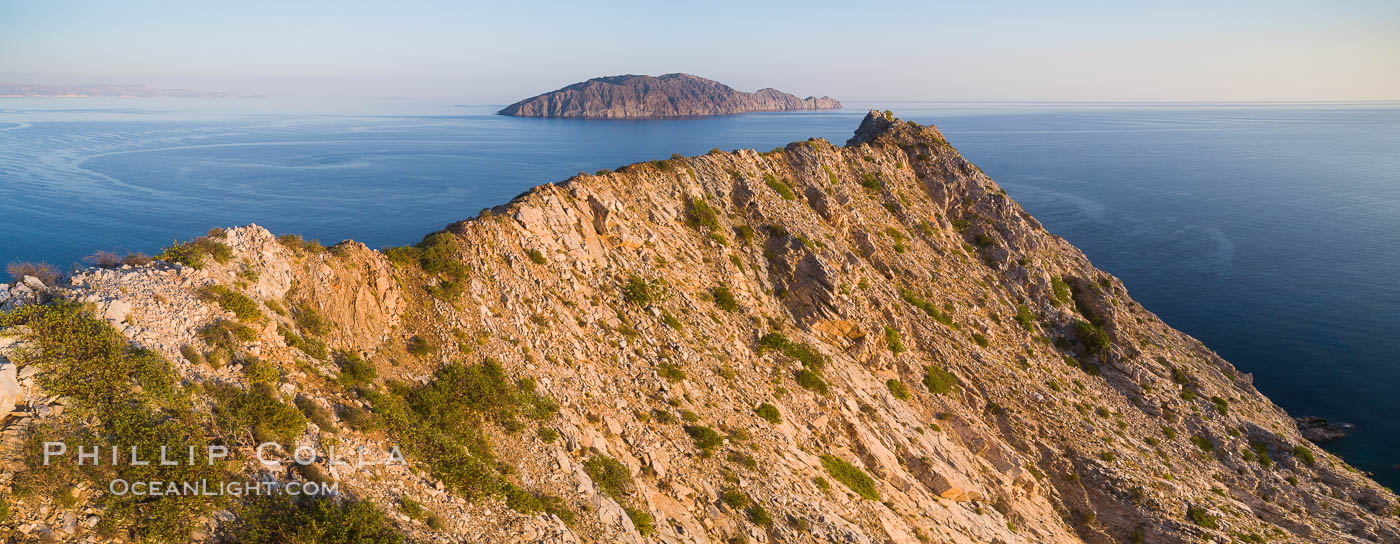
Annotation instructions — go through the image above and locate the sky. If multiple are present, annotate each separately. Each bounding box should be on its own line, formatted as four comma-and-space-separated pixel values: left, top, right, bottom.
2, 0, 1398, 102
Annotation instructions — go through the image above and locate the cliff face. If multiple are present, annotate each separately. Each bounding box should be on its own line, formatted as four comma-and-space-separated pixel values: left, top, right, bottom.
1, 111, 1397, 544
498, 73, 841, 119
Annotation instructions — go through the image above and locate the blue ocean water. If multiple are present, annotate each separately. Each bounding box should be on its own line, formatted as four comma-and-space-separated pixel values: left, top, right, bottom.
2, 99, 1398, 488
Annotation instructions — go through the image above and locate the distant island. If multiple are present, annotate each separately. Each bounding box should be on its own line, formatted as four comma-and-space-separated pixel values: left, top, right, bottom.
498, 73, 841, 119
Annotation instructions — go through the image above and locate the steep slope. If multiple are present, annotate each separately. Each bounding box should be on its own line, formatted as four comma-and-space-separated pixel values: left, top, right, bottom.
498, 73, 841, 118
0, 111, 1396, 544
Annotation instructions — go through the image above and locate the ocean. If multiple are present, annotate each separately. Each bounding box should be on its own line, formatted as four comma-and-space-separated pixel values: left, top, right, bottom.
2, 98, 1398, 488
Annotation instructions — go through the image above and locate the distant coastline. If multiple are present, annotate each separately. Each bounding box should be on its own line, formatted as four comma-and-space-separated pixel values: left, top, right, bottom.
0, 84, 258, 99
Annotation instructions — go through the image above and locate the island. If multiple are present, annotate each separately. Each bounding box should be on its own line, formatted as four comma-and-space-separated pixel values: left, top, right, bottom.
497, 73, 841, 119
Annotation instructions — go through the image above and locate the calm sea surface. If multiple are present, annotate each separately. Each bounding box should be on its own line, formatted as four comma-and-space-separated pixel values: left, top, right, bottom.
2, 98, 1398, 487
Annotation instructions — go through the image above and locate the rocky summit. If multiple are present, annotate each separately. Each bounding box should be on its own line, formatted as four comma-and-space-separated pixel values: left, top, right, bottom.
1, 110, 1397, 543
498, 73, 841, 119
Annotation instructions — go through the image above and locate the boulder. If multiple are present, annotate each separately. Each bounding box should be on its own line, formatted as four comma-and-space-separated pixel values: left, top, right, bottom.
0, 359, 19, 415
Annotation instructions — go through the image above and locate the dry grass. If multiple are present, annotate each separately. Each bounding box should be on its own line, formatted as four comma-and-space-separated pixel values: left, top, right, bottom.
6, 261, 61, 285
83, 251, 154, 268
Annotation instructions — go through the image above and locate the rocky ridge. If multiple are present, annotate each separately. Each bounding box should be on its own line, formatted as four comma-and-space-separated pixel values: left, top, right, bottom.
0, 111, 1396, 543
498, 73, 841, 119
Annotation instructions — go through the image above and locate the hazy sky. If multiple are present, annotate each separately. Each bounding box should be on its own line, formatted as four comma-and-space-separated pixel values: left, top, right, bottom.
2, 0, 1397, 102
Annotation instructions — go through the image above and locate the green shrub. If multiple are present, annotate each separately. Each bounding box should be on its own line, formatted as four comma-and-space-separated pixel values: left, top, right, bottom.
279, 325, 328, 360
1185, 506, 1218, 529
209, 382, 307, 444
276, 234, 327, 254
755, 403, 781, 424
656, 362, 686, 382
1248, 441, 1274, 468
232, 494, 403, 544
795, 369, 828, 394
199, 284, 264, 322
179, 344, 205, 365
886, 379, 909, 400
399, 497, 428, 520
684, 425, 724, 455
727, 449, 757, 470
526, 248, 547, 265
923, 365, 958, 394
859, 173, 882, 191
503, 484, 565, 516
1014, 305, 1034, 331
823, 164, 839, 185
763, 173, 797, 200
884, 326, 905, 354
385, 232, 468, 280
406, 335, 435, 357
584, 455, 633, 499
747, 503, 773, 525
661, 310, 683, 330
820, 455, 879, 500
243, 357, 281, 385
1190, 435, 1215, 452
735, 225, 755, 244
626, 506, 655, 536
407, 358, 558, 431
199, 318, 255, 361
721, 488, 749, 509
684, 197, 721, 232
1210, 396, 1229, 415
1170, 365, 1196, 388
361, 358, 556, 503
1073, 320, 1109, 354
622, 275, 663, 306
292, 304, 329, 336
1051, 277, 1072, 305
899, 288, 954, 327
711, 285, 739, 311
337, 404, 380, 433
887, 227, 907, 252
295, 396, 336, 432
157, 236, 232, 270
425, 278, 464, 301
336, 351, 377, 387
972, 333, 990, 347
1292, 445, 1316, 466
757, 332, 827, 371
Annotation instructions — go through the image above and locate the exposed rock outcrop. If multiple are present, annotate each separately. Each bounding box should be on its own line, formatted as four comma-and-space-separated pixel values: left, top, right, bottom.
0, 110, 1395, 543
499, 73, 841, 119
1296, 416, 1348, 443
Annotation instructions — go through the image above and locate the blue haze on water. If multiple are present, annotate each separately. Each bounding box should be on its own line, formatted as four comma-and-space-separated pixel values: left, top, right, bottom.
2, 98, 1398, 488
